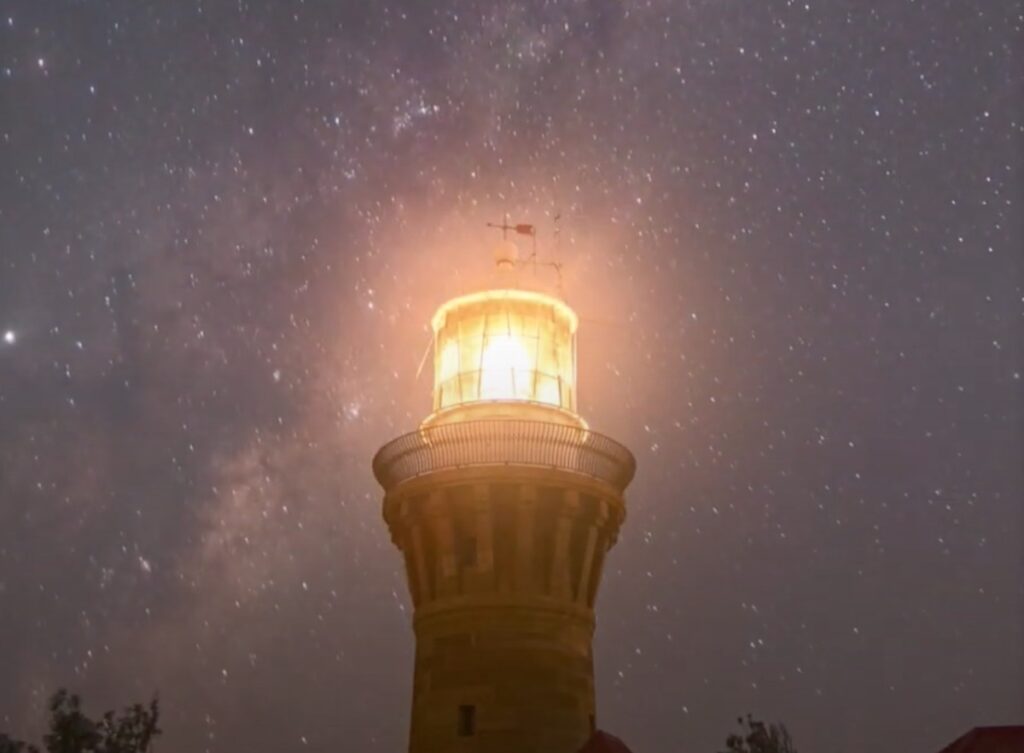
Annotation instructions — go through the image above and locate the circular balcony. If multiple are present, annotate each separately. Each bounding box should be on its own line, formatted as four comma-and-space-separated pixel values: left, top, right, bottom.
372, 419, 636, 494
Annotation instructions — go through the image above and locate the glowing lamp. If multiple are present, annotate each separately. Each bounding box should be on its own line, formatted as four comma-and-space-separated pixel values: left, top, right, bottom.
424, 289, 582, 427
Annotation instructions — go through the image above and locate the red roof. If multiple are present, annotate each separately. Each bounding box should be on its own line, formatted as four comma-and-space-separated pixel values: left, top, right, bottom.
937, 727, 1024, 753
578, 730, 634, 753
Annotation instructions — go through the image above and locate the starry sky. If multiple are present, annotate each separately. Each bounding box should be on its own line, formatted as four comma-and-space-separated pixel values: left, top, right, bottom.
1, 2, 1021, 752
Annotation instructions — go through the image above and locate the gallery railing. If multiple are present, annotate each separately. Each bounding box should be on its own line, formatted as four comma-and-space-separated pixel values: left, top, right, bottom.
373, 419, 636, 493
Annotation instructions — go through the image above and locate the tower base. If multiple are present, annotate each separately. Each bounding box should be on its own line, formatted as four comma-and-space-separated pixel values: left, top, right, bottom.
411, 600, 596, 753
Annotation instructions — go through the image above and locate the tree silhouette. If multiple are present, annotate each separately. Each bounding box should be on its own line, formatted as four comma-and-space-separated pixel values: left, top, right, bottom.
0, 690, 160, 753
720, 714, 797, 753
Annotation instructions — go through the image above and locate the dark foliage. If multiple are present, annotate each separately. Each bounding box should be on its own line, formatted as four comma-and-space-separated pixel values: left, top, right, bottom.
720, 714, 798, 753
0, 690, 160, 753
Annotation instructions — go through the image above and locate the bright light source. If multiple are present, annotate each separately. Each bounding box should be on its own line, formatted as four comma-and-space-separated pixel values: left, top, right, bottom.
480, 332, 531, 400
3, 330, 14, 345
428, 289, 578, 421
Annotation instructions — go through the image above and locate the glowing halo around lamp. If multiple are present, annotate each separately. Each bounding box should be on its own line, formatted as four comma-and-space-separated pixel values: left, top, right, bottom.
480, 332, 531, 399
422, 288, 584, 428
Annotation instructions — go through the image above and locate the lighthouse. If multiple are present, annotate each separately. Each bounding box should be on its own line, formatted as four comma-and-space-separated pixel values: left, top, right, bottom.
373, 233, 636, 753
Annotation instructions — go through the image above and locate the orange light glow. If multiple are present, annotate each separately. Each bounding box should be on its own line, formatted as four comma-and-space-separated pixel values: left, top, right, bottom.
427, 289, 579, 423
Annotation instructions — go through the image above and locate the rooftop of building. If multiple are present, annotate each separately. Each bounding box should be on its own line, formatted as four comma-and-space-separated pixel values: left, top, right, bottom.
936, 726, 1024, 753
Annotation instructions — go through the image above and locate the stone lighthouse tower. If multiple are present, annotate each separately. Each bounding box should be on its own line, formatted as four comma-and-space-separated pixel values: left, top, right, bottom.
372, 238, 635, 753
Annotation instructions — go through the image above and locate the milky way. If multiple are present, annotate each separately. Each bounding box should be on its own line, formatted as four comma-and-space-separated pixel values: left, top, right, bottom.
1, 3, 1021, 752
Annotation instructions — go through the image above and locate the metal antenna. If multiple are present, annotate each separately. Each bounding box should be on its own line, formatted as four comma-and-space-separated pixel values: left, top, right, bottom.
485, 218, 562, 289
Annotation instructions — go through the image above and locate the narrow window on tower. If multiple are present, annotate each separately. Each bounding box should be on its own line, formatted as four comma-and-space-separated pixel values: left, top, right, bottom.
457, 704, 476, 736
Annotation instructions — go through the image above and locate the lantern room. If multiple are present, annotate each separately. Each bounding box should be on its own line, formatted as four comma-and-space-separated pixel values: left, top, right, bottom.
423, 289, 582, 428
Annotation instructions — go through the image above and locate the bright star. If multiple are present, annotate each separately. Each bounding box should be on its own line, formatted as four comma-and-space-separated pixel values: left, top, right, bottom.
3, 330, 14, 345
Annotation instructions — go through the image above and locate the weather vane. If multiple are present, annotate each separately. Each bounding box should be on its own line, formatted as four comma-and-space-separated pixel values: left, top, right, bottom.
485, 214, 537, 241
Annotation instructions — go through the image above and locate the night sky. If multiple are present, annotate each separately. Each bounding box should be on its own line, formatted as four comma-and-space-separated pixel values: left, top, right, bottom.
1, 2, 1021, 752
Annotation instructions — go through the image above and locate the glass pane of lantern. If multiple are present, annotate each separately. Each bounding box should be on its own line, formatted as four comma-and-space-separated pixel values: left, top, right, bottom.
459, 369, 479, 404
535, 373, 560, 407
481, 332, 529, 400
460, 314, 483, 374
438, 339, 460, 385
